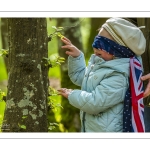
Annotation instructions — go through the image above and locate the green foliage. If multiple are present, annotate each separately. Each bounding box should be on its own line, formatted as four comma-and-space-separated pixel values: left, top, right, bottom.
43, 55, 65, 68
48, 86, 59, 96
22, 116, 28, 119
47, 86, 63, 110
0, 49, 8, 57
18, 123, 26, 130
48, 122, 59, 131
47, 86, 63, 131
48, 26, 64, 41
0, 89, 6, 132
0, 89, 6, 102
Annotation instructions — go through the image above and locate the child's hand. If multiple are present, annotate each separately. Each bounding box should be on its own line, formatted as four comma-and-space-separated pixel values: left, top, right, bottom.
57, 88, 73, 99
61, 37, 80, 58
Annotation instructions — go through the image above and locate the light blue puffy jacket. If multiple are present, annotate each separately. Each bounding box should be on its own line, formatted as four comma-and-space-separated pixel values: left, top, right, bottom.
68, 52, 131, 132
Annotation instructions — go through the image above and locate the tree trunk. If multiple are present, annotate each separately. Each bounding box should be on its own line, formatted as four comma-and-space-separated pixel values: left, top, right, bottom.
57, 18, 83, 132
2, 18, 49, 132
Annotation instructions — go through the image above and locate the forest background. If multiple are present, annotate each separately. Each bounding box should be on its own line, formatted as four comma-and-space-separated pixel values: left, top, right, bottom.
0, 18, 150, 132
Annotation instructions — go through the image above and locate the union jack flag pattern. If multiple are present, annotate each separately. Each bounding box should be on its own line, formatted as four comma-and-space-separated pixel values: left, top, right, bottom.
123, 57, 145, 132
130, 57, 145, 132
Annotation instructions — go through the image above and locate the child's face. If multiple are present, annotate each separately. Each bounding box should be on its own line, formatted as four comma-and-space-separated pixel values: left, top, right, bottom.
93, 48, 114, 61
93, 27, 114, 61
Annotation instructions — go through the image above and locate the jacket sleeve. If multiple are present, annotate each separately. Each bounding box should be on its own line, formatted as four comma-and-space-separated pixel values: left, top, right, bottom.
68, 71, 128, 114
68, 52, 86, 86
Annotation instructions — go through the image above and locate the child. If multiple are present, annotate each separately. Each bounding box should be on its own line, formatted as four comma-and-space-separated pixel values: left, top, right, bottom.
58, 18, 146, 132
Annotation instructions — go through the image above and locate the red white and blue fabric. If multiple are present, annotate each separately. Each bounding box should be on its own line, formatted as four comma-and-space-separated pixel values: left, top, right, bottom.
129, 57, 145, 132
92, 36, 145, 132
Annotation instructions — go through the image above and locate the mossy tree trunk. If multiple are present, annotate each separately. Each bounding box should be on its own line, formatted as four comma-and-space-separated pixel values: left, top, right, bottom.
57, 18, 83, 132
2, 18, 49, 132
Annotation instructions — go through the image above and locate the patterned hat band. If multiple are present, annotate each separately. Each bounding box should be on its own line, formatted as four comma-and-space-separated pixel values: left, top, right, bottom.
102, 23, 127, 47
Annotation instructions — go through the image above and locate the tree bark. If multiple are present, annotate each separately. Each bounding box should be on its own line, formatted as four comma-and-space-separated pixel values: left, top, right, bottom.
2, 18, 49, 132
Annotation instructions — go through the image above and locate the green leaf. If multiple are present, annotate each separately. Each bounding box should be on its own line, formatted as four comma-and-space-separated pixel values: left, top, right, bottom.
56, 62, 61, 65
56, 29, 63, 32
52, 26, 57, 30
48, 126, 53, 130
20, 125, 26, 129
0, 49, 8, 57
57, 32, 64, 39
18, 123, 26, 130
58, 57, 65, 61
56, 104, 63, 109
57, 27, 64, 29
22, 116, 28, 119
49, 122, 59, 126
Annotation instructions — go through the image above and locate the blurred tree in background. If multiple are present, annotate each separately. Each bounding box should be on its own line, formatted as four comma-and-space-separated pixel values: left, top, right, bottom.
1, 18, 8, 73
57, 18, 83, 132
86, 18, 108, 58
0, 18, 8, 127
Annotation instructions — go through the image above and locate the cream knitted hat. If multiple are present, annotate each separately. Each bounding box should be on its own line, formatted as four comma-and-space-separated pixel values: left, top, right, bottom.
102, 17, 146, 56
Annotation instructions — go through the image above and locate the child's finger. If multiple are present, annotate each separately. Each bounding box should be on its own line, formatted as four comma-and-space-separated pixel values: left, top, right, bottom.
61, 45, 73, 51
62, 37, 71, 43
61, 45, 70, 49
61, 38, 71, 45
61, 39, 70, 45
65, 51, 72, 55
